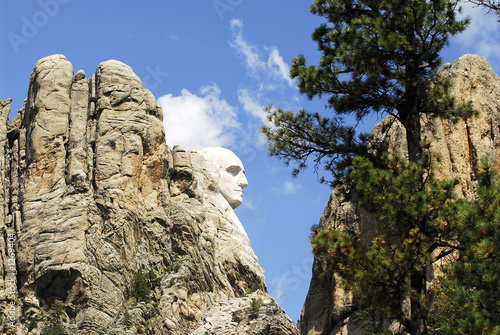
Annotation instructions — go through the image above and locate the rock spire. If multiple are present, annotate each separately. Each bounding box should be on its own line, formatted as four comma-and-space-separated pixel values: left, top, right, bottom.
0, 54, 298, 335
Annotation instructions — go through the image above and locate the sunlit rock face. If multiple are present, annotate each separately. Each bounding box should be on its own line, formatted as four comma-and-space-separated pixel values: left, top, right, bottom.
300, 54, 500, 335
198, 147, 249, 209
197, 147, 250, 240
0, 54, 298, 335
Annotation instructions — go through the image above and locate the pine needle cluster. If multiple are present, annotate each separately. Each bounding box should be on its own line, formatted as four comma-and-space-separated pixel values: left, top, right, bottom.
431, 162, 500, 334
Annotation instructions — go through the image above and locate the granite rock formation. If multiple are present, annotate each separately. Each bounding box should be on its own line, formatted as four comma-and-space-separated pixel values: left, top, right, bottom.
300, 54, 500, 334
0, 54, 298, 335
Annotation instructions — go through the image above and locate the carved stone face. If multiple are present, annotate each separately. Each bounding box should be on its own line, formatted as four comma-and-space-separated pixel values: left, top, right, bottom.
198, 148, 248, 209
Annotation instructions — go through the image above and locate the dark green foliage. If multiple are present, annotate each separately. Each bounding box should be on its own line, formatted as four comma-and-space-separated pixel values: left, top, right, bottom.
41, 322, 64, 335
131, 269, 151, 302
167, 263, 180, 272
262, 106, 370, 185
431, 163, 500, 334
130, 268, 163, 302
52, 302, 64, 317
147, 269, 162, 290
249, 298, 263, 316
245, 281, 263, 295
262, 0, 473, 184
38, 302, 66, 335
311, 153, 460, 334
27, 318, 38, 331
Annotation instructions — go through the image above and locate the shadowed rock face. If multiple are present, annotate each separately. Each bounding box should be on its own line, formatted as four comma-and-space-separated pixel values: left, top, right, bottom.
0, 54, 298, 335
300, 54, 500, 335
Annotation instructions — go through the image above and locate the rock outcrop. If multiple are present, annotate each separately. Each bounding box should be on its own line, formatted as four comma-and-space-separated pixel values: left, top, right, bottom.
300, 54, 500, 335
0, 54, 298, 334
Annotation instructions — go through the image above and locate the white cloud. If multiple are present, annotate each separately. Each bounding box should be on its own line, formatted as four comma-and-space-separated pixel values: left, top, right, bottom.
241, 197, 255, 211
228, 18, 297, 140
229, 19, 265, 78
236, 88, 273, 147
269, 277, 286, 305
272, 181, 302, 195
268, 47, 295, 87
237, 88, 268, 124
157, 84, 240, 150
455, 3, 500, 61
284, 181, 301, 195
229, 19, 294, 88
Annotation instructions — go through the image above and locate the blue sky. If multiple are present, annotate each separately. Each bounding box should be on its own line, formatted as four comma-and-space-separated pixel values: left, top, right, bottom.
1, 0, 500, 324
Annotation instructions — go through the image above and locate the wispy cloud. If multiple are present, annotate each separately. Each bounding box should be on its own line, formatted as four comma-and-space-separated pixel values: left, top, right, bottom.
272, 181, 302, 195
228, 17, 297, 145
241, 197, 256, 211
157, 84, 240, 150
269, 277, 286, 305
229, 19, 265, 78
268, 257, 313, 305
284, 181, 301, 195
454, 3, 500, 64
229, 19, 294, 89
237, 88, 267, 124
268, 47, 295, 87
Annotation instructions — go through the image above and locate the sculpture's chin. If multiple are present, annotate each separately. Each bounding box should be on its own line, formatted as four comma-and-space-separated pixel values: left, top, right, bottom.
228, 198, 243, 209
220, 190, 243, 209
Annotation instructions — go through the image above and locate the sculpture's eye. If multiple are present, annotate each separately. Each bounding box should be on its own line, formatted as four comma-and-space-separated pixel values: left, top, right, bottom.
226, 166, 241, 176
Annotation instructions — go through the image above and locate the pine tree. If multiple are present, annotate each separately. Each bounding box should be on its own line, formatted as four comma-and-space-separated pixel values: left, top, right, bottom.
431, 162, 500, 334
311, 152, 460, 334
262, 0, 472, 184
131, 269, 151, 302
261, 2, 479, 334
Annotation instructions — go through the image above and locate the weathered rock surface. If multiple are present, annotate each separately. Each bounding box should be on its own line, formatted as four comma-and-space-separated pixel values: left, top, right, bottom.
300, 54, 500, 335
190, 290, 298, 335
0, 54, 298, 334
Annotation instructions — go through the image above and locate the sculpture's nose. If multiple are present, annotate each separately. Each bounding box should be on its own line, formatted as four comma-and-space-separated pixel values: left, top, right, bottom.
239, 173, 248, 189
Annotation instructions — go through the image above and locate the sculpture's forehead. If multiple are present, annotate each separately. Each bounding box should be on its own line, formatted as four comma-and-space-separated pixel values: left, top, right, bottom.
199, 147, 244, 169
218, 152, 244, 169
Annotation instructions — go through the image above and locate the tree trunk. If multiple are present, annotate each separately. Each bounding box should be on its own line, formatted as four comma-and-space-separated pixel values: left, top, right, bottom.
407, 271, 428, 335
400, 108, 422, 164
400, 95, 427, 335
